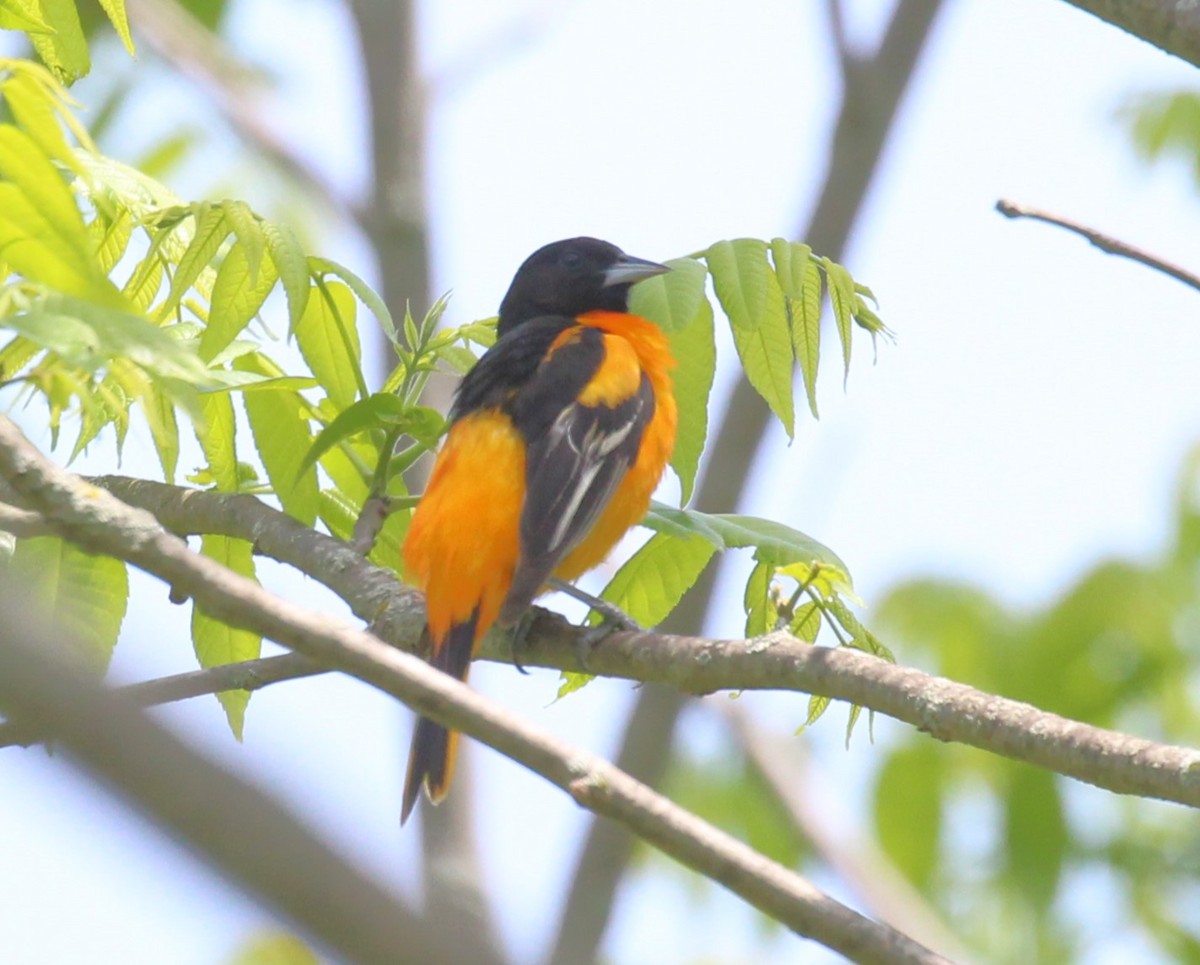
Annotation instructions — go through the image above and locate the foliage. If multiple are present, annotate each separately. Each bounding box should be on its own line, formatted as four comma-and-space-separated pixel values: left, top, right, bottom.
863, 451, 1200, 962
0, 26, 888, 739
1120, 89, 1200, 187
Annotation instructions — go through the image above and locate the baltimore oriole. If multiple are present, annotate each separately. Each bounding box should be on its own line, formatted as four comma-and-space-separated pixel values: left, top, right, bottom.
400, 237, 677, 822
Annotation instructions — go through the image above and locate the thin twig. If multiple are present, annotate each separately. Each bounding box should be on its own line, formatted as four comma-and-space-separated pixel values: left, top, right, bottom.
0, 652, 321, 749
996, 199, 1200, 294
0, 416, 943, 964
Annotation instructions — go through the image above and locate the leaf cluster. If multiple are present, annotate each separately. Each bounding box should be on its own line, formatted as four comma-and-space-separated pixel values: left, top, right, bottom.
0, 27, 892, 743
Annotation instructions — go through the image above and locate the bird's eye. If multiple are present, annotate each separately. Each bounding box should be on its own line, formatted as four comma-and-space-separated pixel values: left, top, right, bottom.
560, 250, 584, 270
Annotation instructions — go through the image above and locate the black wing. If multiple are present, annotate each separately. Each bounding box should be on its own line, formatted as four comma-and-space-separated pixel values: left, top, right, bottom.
499, 327, 654, 624
450, 315, 576, 421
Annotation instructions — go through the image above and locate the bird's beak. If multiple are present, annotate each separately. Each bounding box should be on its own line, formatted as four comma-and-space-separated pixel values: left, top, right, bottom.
602, 254, 671, 287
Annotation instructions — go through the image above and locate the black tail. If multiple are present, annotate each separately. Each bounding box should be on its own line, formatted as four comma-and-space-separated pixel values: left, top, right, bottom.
401, 613, 478, 824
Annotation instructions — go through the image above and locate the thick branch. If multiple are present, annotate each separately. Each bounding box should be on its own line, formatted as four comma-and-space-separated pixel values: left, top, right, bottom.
996, 198, 1200, 293
0, 592, 445, 965
1055, 0, 1200, 68
0, 417, 939, 964
3, 470, 1199, 810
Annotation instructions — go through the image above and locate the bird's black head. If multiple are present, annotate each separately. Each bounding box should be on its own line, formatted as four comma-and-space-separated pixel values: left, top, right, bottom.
497, 237, 669, 337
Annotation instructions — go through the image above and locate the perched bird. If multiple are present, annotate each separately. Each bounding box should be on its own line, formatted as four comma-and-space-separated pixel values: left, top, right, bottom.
401, 237, 677, 822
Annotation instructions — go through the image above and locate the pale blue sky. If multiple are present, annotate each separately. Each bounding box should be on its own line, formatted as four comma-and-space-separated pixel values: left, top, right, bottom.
2, 1, 1199, 962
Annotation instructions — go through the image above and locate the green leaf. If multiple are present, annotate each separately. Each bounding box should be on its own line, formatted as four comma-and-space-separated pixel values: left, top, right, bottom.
643, 500, 727, 549
0, 182, 112, 302
11, 536, 128, 672
556, 671, 594, 700
822, 257, 855, 383
874, 741, 943, 890
237, 353, 318, 525
706, 239, 794, 438
192, 535, 260, 739
598, 531, 717, 628
221, 199, 265, 286
790, 601, 821, 642
156, 203, 231, 321
0, 123, 90, 256
296, 279, 363, 409
0, 0, 52, 32
297, 392, 407, 479
11, 296, 213, 387
667, 298, 715, 504
0, 333, 40, 380
26, 0, 90, 83
139, 382, 179, 483
798, 693, 831, 732
195, 392, 238, 490
645, 502, 850, 582
2, 72, 76, 168
310, 255, 395, 344
708, 513, 850, 575
743, 560, 773, 637
92, 209, 133, 274
262, 221, 310, 333
200, 241, 279, 362
771, 239, 821, 419
97, 0, 135, 55
1005, 768, 1067, 908
627, 256, 709, 333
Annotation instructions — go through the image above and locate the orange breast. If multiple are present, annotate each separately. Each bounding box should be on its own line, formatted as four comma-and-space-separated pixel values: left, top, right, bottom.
552, 311, 677, 582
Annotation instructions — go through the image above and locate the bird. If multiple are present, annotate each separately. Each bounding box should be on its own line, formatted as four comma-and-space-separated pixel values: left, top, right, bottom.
400, 237, 677, 822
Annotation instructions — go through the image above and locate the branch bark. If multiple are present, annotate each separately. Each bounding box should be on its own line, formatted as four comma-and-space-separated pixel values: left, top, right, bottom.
723, 705, 975, 962
551, 2, 949, 959
0, 592, 446, 965
3, 464, 1198, 811
0, 416, 943, 965
1055, 0, 1200, 67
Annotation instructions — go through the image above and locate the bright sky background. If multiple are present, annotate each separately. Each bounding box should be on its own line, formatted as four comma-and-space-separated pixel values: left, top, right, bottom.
2, 0, 1200, 963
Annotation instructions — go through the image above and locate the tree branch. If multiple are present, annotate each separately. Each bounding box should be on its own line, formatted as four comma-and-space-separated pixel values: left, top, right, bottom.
1054, 0, 1200, 68
4, 466, 1199, 811
723, 705, 975, 962
0, 592, 447, 965
996, 198, 1200, 293
0, 416, 942, 964
545, 687, 687, 965
553, 3, 947, 958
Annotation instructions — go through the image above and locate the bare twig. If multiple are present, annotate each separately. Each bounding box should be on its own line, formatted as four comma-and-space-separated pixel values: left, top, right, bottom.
0, 416, 943, 964
0, 652, 321, 750
996, 198, 1200, 294
0, 592, 445, 965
